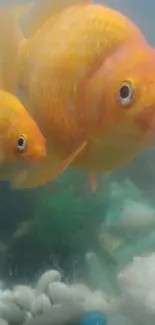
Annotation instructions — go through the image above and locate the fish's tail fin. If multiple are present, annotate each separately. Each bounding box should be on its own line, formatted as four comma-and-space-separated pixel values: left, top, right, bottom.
0, 6, 24, 94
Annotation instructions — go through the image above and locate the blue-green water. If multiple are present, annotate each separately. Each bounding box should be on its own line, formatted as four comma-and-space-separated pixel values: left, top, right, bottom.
0, 1, 155, 325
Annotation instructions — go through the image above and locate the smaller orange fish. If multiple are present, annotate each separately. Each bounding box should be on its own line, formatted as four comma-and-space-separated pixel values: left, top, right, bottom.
0, 90, 46, 187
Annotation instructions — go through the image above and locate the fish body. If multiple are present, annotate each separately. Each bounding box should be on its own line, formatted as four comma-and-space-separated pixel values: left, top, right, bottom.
0, 90, 46, 186
19, 4, 155, 169
1, 2, 155, 188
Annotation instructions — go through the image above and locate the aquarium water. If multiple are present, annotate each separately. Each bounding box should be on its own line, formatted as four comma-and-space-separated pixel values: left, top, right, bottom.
0, 1, 154, 325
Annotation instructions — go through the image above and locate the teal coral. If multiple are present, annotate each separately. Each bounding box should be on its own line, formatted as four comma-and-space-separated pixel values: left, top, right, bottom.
34, 170, 107, 255
34, 168, 155, 283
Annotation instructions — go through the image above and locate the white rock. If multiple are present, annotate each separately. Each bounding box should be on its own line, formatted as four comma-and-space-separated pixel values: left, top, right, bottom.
48, 282, 73, 304
108, 314, 134, 325
48, 282, 88, 304
68, 284, 91, 301
30, 294, 52, 316
119, 200, 155, 234
144, 290, 155, 314
83, 291, 110, 313
117, 254, 155, 295
12, 285, 36, 310
84, 290, 121, 314
0, 301, 24, 324
1, 290, 13, 303
117, 253, 155, 322
107, 297, 122, 314
37, 270, 61, 294
0, 319, 8, 325
24, 311, 33, 322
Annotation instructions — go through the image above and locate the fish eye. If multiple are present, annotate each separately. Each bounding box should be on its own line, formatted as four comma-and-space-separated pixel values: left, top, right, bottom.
119, 80, 134, 106
16, 135, 27, 153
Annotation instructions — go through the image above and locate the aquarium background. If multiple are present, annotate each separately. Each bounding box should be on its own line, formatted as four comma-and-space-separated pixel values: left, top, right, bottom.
0, 1, 155, 325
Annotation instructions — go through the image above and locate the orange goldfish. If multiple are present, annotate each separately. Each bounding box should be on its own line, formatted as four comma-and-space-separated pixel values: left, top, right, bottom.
0, 90, 46, 187
1, 0, 155, 189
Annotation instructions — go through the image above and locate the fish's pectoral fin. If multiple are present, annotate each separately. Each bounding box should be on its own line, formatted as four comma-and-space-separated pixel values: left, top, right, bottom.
88, 171, 113, 193
10, 154, 59, 189
10, 170, 29, 189
0, 151, 5, 166
22, 0, 91, 37
0, 7, 24, 94
53, 140, 88, 179
88, 172, 98, 192
10, 141, 87, 189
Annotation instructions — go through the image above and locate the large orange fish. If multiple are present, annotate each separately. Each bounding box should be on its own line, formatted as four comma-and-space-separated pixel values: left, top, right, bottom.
0, 90, 46, 187
1, 0, 155, 189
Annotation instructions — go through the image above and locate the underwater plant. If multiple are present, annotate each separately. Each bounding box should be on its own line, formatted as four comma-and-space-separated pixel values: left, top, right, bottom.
34, 170, 107, 255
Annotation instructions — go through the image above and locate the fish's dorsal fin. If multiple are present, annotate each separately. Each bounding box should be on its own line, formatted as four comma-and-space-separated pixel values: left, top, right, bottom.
0, 65, 3, 90
9, 2, 34, 24
0, 7, 24, 94
10, 169, 28, 189
22, 0, 91, 37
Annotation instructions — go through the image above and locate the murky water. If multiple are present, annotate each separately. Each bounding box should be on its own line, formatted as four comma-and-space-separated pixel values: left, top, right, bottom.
0, 1, 154, 325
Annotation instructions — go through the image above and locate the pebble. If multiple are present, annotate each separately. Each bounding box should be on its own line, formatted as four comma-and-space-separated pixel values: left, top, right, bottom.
0, 301, 24, 325
30, 294, 52, 316
0, 319, 9, 325
12, 286, 36, 310
107, 314, 134, 325
37, 270, 61, 294
83, 291, 110, 313
48, 281, 90, 305
23, 303, 85, 325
